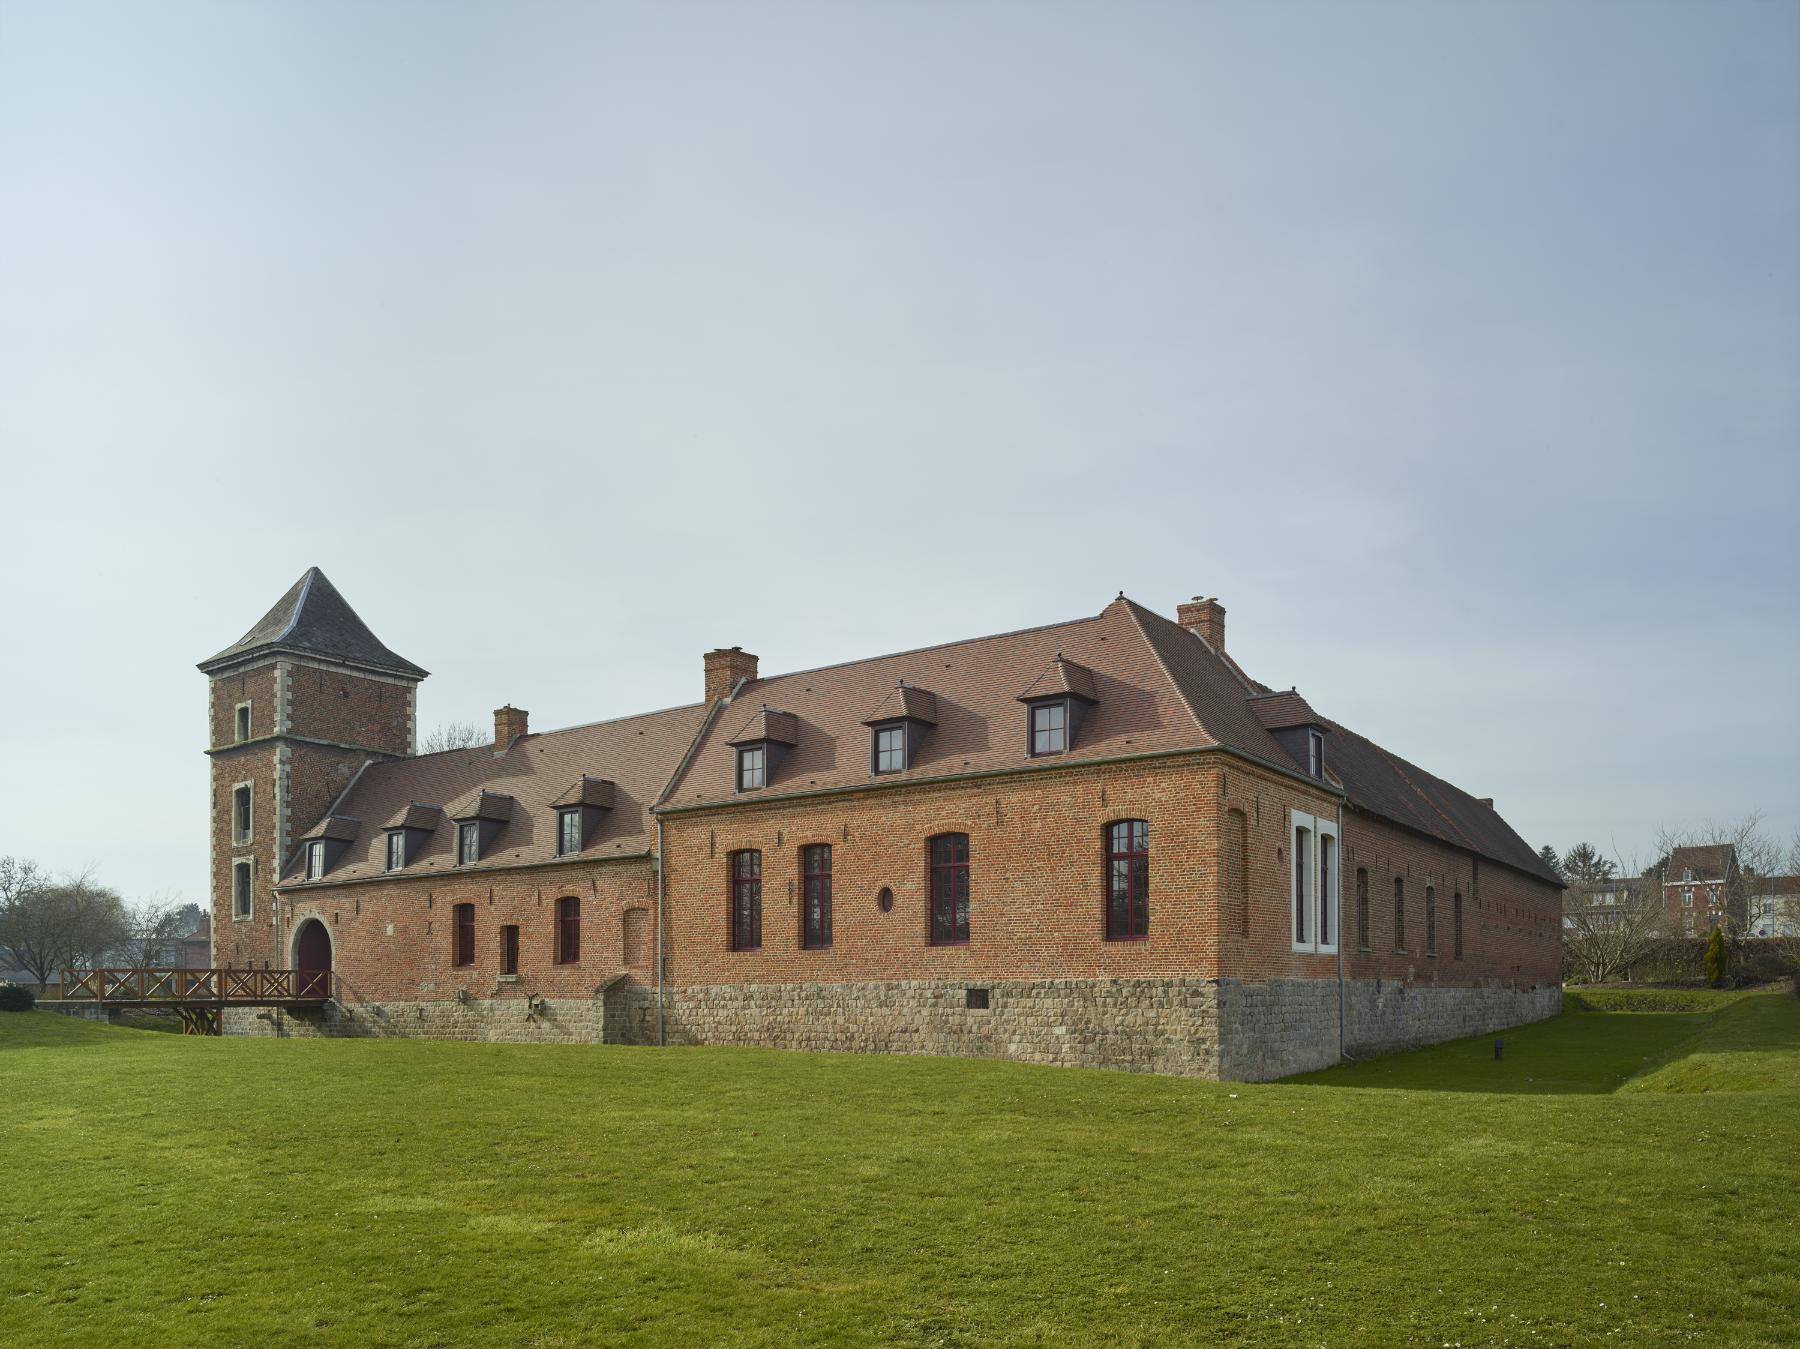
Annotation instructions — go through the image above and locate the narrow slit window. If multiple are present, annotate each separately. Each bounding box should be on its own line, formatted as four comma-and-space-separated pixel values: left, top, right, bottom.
452, 903, 475, 968
1425, 886, 1437, 955
1453, 892, 1464, 960
235, 703, 252, 743
730, 850, 762, 951
232, 860, 253, 919
1393, 878, 1406, 952
801, 844, 832, 949
1356, 868, 1370, 950
556, 897, 580, 964
1293, 824, 1311, 944
1317, 832, 1335, 949
1104, 820, 1149, 940
500, 924, 520, 976
929, 833, 970, 945
233, 785, 252, 844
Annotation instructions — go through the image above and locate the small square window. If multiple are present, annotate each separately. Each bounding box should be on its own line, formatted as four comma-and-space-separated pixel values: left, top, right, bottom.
557, 809, 582, 856
458, 822, 480, 865
1030, 702, 1067, 755
738, 744, 766, 791
874, 724, 906, 773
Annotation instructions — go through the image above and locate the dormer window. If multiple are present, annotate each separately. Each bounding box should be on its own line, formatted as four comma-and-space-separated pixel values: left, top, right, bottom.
862, 683, 938, 778
1017, 656, 1096, 759
297, 814, 358, 880
548, 776, 613, 857
1308, 729, 1323, 777
458, 822, 480, 865
306, 841, 325, 880
738, 744, 766, 790
557, 808, 582, 857
1030, 701, 1068, 755
386, 830, 407, 872
1247, 690, 1329, 781
446, 789, 514, 867
874, 724, 907, 773
726, 708, 798, 793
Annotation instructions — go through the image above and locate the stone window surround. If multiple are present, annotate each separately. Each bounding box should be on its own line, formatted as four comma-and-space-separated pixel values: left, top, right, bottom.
231, 857, 254, 922
231, 780, 254, 846
1289, 808, 1339, 956
234, 700, 253, 744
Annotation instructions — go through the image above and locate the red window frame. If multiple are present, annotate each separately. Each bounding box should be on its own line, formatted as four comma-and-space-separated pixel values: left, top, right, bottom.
1104, 820, 1149, 940
928, 833, 970, 946
556, 896, 580, 965
800, 844, 832, 949
729, 850, 762, 951
501, 924, 520, 976
452, 903, 475, 968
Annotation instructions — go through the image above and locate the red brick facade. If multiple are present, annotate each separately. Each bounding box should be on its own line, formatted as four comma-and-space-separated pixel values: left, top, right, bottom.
202, 571, 1562, 1073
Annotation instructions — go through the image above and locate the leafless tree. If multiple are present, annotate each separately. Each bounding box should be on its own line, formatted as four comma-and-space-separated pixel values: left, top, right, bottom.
1562, 855, 1673, 984
419, 721, 490, 754
1657, 812, 1785, 937
0, 867, 129, 989
122, 897, 190, 967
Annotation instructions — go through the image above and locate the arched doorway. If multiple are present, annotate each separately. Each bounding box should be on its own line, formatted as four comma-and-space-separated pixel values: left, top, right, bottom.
293, 919, 332, 998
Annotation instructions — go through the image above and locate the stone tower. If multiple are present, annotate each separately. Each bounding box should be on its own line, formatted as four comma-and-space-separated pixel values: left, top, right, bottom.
198, 568, 426, 968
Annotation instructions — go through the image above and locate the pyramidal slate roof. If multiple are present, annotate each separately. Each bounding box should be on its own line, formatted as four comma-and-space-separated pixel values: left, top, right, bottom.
199, 568, 428, 678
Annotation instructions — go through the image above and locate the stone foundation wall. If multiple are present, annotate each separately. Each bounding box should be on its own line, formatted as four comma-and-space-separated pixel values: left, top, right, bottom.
221, 995, 607, 1044
1217, 977, 1563, 1081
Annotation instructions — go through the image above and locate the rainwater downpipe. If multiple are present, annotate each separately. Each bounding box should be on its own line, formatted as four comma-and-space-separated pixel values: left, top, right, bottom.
656, 816, 666, 1047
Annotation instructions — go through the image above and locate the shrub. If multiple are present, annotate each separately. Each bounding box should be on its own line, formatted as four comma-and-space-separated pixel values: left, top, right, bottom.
0, 983, 36, 1013
1704, 927, 1729, 987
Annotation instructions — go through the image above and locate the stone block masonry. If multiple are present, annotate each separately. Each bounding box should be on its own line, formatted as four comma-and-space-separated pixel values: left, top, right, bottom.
222, 994, 609, 1044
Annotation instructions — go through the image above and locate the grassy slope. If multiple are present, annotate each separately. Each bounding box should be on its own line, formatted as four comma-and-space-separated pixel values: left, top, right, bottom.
3, 998, 1797, 1347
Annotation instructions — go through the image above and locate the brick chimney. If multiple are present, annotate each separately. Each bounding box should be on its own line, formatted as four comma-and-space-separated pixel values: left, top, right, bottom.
1177, 596, 1226, 651
494, 705, 529, 744
704, 647, 758, 702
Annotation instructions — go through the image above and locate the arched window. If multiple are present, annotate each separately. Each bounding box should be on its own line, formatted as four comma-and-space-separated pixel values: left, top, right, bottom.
729, 850, 762, 952
1225, 808, 1249, 938
1393, 877, 1406, 953
556, 897, 580, 965
1452, 893, 1464, 960
1356, 868, 1370, 950
1104, 820, 1149, 940
1425, 886, 1437, 955
928, 833, 969, 945
801, 844, 832, 949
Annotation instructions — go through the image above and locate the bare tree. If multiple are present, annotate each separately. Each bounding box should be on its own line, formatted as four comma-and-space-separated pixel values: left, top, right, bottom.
419, 721, 490, 754
0, 869, 128, 989
123, 898, 189, 967
0, 856, 50, 985
1562, 863, 1673, 985
1657, 812, 1779, 937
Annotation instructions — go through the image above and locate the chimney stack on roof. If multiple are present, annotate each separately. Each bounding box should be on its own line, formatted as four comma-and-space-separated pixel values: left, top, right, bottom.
1177, 596, 1226, 651
494, 705, 529, 744
704, 647, 759, 703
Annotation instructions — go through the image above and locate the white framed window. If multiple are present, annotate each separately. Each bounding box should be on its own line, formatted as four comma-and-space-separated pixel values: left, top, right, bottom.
235, 701, 253, 743
1289, 808, 1338, 955
306, 841, 325, 880
386, 831, 407, 872
232, 782, 253, 844
458, 822, 480, 865
232, 859, 254, 921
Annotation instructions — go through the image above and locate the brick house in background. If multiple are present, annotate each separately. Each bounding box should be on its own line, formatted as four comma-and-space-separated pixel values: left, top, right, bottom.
200, 569, 1563, 1080
1660, 845, 1745, 935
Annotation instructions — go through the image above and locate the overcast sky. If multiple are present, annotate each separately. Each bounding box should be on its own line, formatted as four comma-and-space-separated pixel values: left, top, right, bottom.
1, 0, 1795, 906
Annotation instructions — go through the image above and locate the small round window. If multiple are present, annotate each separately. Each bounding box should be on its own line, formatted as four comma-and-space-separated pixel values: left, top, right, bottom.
877, 887, 894, 913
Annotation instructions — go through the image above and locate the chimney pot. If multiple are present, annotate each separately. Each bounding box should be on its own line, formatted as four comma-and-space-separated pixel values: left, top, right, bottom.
704, 647, 759, 703
1177, 596, 1226, 651
494, 705, 529, 744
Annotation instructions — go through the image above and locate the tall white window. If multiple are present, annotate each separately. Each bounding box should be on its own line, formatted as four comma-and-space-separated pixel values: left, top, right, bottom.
558, 809, 582, 856
1290, 809, 1339, 955
306, 841, 325, 880
459, 822, 480, 865
387, 831, 407, 872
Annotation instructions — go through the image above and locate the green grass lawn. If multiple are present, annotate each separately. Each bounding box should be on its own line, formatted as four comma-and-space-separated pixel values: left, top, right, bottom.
4, 995, 1798, 1346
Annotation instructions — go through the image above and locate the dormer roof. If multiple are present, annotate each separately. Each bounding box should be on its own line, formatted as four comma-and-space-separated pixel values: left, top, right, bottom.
862, 683, 939, 727
727, 707, 800, 747
1247, 690, 1325, 732
381, 802, 442, 832
299, 814, 361, 842
198, 567, 427, 679
447, 789, 515, 823
1018, 655, 1097, 704
551, 776, 617, 810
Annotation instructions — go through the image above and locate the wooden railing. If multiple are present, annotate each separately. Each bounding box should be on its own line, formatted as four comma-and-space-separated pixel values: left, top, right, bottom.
58, 967, 331, 1004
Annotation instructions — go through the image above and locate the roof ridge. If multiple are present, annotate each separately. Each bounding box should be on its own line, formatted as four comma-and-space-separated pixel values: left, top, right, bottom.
273, 566, 318, 645
737, 609, 1108, 691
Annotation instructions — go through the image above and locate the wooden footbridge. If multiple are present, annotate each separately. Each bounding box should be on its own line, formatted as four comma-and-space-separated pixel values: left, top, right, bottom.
56, 967, 332, 1035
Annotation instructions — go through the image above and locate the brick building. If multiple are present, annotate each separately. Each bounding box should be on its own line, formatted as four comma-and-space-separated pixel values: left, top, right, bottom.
201, 569, 1563, 1079
1660, 845, 1744, 935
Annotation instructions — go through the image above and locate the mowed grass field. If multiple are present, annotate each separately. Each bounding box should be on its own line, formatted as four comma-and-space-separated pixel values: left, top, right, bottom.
4, 993, 1798, 1346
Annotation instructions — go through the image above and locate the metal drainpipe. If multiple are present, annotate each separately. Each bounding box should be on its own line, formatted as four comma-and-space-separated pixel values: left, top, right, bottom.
656, 816, 666, 1047
1336, 799, 1347, 1062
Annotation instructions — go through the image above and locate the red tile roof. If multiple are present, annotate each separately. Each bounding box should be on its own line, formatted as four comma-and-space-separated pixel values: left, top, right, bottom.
298, 814, 360, 842
550, 776, 617, 810
862, 683, 939, 726
279, 701, 708, 887
1247, 690, 1322, 731
1018, 655, 1098, 703
726, 707, 800, 746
